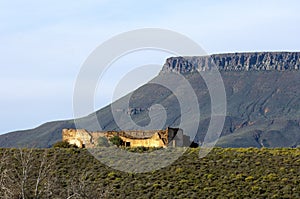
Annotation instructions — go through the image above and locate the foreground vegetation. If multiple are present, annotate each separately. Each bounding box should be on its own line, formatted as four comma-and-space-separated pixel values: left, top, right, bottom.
0, 147, 299, 198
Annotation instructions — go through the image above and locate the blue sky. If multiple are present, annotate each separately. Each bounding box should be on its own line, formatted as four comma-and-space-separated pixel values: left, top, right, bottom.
0, 0, 299, 134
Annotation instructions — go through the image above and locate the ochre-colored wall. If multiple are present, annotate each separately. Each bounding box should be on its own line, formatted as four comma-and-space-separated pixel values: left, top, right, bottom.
120, 132, 166, 148
62, 127, 188, 148
62, 129, 92, 148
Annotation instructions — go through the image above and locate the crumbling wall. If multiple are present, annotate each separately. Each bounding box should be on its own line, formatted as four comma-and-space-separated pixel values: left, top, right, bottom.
62, 129, 93, 148
120, 132, 166, 148
62, 128, 189, 148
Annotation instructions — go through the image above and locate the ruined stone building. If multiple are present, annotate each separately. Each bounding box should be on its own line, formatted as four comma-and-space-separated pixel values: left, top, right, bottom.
62, 127, 190, 148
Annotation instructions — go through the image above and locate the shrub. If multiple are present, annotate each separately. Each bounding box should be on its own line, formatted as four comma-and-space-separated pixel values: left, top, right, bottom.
245, 176, 254, 181
109, 136, 124, 147
52, 141, 78, 148
175, 168, 183, 174
97, 137, 110, 147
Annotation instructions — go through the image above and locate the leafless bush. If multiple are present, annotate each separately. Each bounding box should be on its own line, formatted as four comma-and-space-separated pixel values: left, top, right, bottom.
0, 148, 111, 199
66, 170, 111, 199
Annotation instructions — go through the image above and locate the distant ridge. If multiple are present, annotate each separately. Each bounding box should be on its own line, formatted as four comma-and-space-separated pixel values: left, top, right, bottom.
162, 52, 300, 73
1, 51, 300, 148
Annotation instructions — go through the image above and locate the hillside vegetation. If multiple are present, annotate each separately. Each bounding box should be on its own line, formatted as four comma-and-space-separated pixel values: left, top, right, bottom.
0, 147, 299, 198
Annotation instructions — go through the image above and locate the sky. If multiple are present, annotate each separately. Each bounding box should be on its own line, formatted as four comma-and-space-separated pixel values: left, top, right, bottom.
0, 0, 299, 134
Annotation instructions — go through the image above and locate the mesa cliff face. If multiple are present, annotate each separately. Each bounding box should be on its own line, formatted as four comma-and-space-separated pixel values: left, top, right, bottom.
162, 52, 300, 73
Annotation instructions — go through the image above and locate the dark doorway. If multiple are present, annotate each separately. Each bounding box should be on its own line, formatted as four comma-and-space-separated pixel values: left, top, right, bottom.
125, 142, 131, 147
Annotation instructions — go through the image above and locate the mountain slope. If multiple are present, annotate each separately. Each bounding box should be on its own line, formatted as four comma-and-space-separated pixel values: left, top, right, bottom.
1, 52, 300, 148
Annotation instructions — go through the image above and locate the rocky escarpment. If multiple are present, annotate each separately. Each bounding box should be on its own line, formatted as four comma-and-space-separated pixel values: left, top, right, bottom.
162, 52, 300, 73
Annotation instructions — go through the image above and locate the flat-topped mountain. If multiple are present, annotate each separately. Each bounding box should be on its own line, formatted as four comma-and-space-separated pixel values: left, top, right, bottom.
162, 52, 300, 73
1, 52, 300, 148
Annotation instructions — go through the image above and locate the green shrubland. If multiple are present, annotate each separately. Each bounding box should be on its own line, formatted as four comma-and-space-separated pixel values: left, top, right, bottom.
0, 147, 299, 198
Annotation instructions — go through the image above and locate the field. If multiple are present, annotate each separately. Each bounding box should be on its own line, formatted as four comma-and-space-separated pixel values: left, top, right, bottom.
0, 147, 299, 198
